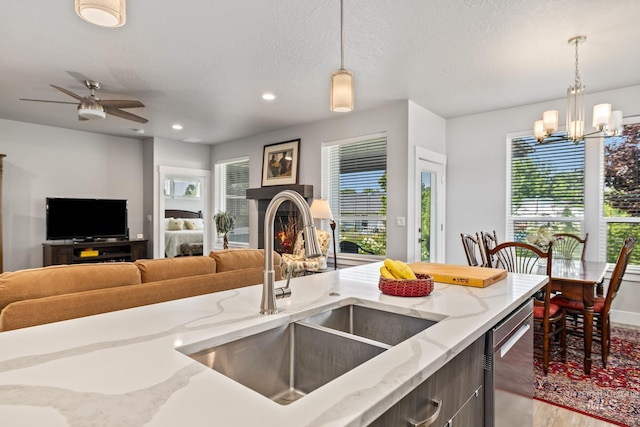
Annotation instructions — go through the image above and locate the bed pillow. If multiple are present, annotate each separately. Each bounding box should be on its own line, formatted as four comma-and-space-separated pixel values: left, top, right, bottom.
184, 218, 204, 230
167, 218, 184, 230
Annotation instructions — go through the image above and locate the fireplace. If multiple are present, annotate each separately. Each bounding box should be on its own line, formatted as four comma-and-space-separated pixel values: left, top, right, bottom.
246, 185, 314, 252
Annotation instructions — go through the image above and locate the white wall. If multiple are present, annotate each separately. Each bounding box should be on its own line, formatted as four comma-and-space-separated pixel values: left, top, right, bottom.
1, 118, 144, 271
211, 101, 446, 260
446, 84, 640, 325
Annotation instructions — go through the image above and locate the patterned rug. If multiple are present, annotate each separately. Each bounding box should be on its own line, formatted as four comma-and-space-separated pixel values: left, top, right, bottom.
534, 326, 640, 426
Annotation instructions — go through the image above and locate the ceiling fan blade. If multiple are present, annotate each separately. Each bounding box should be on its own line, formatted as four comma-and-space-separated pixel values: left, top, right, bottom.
100, 99, 145, 109
19, 98, 78, 105
104, 106, 148, 124
50, 85, 86, 102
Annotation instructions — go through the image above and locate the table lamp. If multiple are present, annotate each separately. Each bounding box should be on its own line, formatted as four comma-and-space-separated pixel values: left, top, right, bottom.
310, 199, 337, 269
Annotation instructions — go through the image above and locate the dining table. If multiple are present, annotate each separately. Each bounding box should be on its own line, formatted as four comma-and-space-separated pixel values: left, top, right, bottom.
544, 259, 608, 375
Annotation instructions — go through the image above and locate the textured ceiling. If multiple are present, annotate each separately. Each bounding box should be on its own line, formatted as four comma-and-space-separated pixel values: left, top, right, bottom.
1, 0, 640, 144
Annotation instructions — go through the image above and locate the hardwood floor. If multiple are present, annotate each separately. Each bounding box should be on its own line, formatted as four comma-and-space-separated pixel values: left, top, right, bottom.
534, 400, 619, 427
534, 322, 638, 427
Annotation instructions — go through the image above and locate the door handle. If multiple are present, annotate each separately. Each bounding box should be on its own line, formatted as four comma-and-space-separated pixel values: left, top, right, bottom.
408, 397, 442, 427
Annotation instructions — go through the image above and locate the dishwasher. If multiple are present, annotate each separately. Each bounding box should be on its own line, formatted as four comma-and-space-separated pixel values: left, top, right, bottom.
484, 299, 534, 427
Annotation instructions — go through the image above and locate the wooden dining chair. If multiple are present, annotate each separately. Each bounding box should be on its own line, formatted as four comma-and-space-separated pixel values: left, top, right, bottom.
487, 241, 565, 374
551, 236, 636, 367
460, 233, 482, 266
478, 230, 498, 267
552, 233, 588, 261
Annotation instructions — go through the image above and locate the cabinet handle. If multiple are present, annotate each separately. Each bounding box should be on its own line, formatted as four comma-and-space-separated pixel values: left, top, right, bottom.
408, 397, 442, 427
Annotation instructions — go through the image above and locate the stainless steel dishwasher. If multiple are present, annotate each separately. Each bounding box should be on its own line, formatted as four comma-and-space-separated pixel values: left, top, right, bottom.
484, 299, 534, 427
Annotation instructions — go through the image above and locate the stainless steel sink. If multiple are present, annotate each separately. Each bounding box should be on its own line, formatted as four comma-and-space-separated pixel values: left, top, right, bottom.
186, 322, 386, 405
301, 304, 437, 346
181, 305, 438, 405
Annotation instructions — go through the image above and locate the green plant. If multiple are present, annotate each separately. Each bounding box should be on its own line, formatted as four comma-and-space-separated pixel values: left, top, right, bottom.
214, 211, 236, 249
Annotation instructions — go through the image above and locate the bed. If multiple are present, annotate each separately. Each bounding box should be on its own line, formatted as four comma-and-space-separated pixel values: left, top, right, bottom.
164, 209, 204, 257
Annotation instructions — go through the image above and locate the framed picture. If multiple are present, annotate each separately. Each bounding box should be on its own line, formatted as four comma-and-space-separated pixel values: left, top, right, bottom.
173, 178, 201, 199
261, 139, 300, 186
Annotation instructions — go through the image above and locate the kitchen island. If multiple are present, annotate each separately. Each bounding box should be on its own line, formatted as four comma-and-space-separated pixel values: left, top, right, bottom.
0, 262, 546, 426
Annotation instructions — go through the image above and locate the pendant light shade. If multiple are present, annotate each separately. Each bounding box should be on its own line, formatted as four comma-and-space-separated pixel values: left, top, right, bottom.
75, 0, 126, 28
330, 0, 354, 112
331, 69, 354, 112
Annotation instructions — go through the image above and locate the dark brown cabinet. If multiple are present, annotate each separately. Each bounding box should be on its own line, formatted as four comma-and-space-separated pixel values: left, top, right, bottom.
43, 240, 148, 266
369, 337, 485, 427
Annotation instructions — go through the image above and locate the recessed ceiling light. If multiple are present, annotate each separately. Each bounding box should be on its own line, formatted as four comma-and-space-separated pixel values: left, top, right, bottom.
182, 138, 203, 143
262, 93, 276, 101
131, 128, 145, 134
172, 124, 183, 130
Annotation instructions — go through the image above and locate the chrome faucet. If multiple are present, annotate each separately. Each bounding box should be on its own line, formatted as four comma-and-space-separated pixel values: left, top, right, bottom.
261, 190, 322, 314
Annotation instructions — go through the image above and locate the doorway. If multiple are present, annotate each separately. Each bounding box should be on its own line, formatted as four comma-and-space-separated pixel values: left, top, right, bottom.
415, 148, 446, 263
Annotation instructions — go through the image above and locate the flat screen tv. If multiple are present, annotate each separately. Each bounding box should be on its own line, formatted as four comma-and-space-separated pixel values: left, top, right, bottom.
46, 198, 128, 241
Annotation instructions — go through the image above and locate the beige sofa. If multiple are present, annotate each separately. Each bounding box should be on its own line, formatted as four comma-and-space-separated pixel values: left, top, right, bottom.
0, 249, 281, 332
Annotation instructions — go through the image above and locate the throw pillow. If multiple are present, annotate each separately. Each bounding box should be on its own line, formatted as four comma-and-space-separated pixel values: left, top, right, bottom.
167, 218, 184, 230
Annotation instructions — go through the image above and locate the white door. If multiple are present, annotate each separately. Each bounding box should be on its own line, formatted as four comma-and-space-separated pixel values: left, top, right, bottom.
415, 149, 446, 263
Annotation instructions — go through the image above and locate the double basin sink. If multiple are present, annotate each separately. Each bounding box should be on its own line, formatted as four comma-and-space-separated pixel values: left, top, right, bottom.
177, 304, 439, 405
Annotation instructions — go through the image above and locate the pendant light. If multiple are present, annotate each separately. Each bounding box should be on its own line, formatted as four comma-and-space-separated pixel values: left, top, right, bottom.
533, 36, 622, 144
75, 0, 126, 28
330, 0, 354, 112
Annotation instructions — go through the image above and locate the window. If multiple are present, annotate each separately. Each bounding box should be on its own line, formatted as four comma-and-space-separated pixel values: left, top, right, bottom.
322, 135, 387, 256
215, 158, 249, 244
601, 122, 640, 266
507, 134, 585, 241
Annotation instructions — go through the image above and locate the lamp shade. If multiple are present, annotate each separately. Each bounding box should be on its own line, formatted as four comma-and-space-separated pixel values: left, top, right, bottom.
330, 69, 354, 112
75, 0, 126, 27
310, 199, 333, 220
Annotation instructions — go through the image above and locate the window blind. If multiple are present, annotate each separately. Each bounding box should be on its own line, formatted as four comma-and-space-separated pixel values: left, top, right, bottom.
221, 159, 249, 244
324, 136, 387, 255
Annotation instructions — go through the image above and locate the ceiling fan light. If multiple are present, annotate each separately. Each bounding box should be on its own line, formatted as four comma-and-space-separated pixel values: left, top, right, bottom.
75, 0, 126, 28
330, 69, 354, 112
592, 103, 611, 130
78, 104, 106, 120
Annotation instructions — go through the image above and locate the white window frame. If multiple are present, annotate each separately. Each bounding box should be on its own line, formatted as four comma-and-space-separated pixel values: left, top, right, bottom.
214, 156, 250, 249
321, 132, 387, 265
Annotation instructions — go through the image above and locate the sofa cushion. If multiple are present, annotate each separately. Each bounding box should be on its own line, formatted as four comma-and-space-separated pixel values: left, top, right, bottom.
210, 249, 280, 273
0, 263, 141, 311
0, 268, 270, 331
134, 256, 216, 283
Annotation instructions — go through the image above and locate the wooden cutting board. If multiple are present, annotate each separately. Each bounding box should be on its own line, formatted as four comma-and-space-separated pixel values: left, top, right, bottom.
407, 262, 508, 288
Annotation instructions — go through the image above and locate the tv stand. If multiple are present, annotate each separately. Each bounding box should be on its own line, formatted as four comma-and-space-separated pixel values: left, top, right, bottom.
43, 240, 148, 266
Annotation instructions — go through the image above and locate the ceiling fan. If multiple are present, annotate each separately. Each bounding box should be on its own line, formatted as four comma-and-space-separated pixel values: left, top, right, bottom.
20, 80, 148, 123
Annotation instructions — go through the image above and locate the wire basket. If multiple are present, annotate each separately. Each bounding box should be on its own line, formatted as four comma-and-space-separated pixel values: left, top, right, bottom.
378, 273, 434, 297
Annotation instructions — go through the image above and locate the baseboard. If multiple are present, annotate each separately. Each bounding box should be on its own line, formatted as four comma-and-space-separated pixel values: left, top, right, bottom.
611, 309, 640, 328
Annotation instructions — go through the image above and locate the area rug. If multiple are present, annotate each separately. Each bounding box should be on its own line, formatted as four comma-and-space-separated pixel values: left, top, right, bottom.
534, 326, 640, 426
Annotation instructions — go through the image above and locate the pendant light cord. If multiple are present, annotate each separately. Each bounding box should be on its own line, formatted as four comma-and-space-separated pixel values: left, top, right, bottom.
340, 0, 345, 70
573, 37, 582, 88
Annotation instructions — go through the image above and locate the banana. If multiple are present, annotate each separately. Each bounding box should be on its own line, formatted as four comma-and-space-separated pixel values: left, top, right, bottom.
383, 258, 405, 279
379, 265, 397, 280
395, 260, 417, 280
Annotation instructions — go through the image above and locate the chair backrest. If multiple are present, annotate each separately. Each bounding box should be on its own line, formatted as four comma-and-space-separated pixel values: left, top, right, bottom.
552, 233, 588, 261
602, 236, 637, 313
460, 233, 481, 266
479, 230, 499, 267
339, 240, 374, 254
488, 241, 553, 320
293, 229, 331, 257
487, 241, 552, 276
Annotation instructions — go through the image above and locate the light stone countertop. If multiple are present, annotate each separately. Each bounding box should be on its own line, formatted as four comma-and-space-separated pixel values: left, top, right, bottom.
0, 262, 547, 426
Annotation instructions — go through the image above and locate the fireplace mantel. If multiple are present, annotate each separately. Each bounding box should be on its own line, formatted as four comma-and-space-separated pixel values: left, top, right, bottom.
246, 185, 313, 201
246, 185, 314, 249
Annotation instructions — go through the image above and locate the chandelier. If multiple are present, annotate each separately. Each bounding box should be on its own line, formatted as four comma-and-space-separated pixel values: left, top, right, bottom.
533, 36, 622, 144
